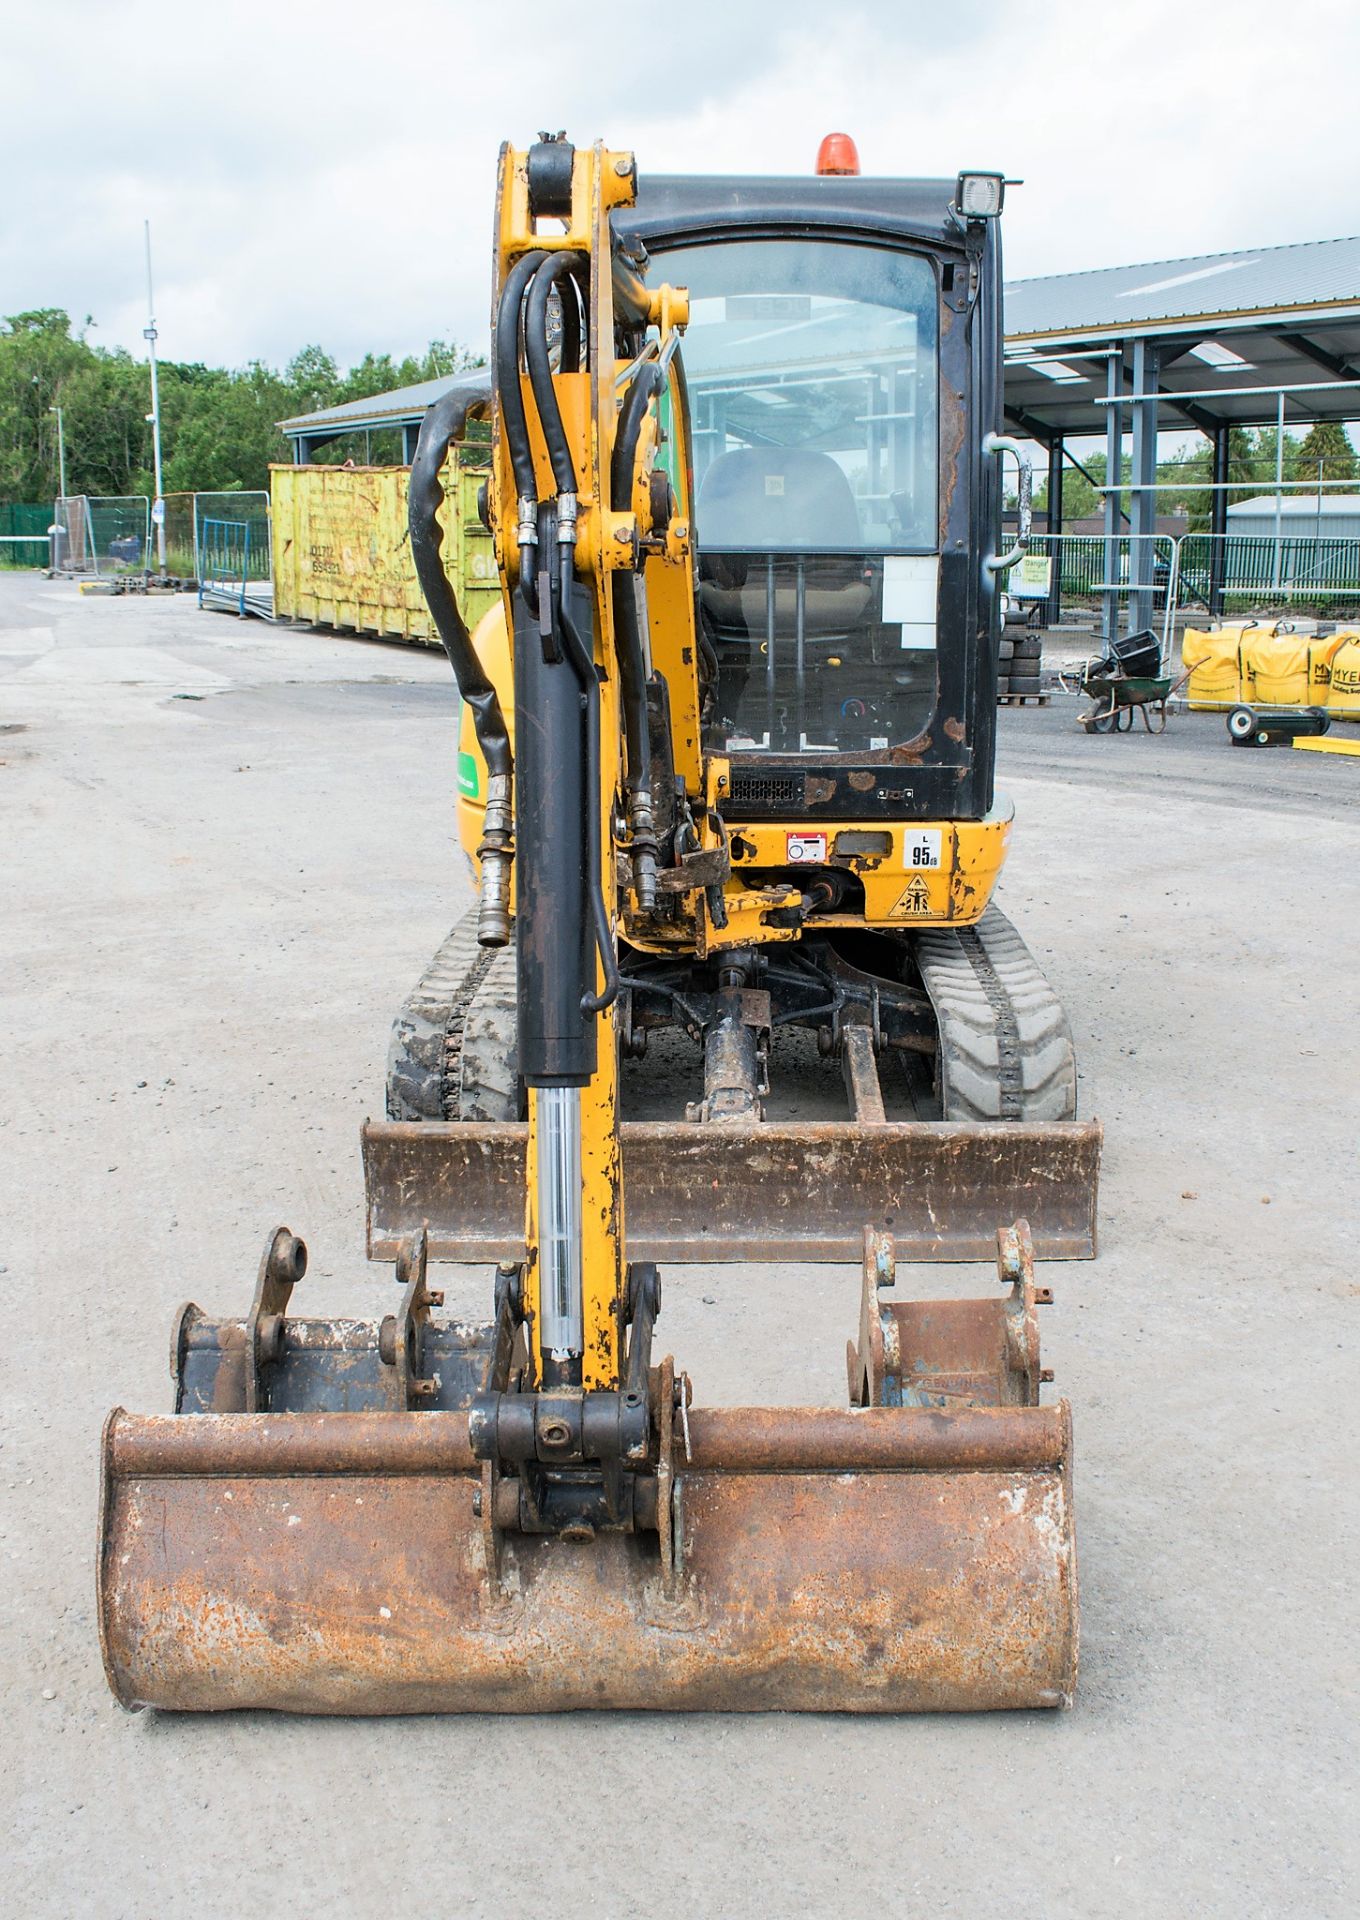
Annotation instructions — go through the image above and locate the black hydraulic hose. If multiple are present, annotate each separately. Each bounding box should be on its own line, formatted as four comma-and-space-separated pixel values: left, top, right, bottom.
495, 250, 547, 505
610, 361, 663, 797
610, 360, 661, 511
558, 578, 620, 1014
610, 574, 652, 801
557, 262, 589, 374
407, 370, 509, 778
526, 252, 589, 497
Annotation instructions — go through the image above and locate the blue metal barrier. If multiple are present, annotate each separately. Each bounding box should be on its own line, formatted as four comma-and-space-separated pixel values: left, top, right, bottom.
198, 518, 252, 615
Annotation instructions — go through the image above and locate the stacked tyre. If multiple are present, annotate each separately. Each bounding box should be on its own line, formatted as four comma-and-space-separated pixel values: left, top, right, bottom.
997, 633, 1015, 695
998, 633, 1043, 699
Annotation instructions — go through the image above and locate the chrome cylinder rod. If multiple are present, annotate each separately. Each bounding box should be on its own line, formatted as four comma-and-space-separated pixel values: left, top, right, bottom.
537, 1085, 583, 1358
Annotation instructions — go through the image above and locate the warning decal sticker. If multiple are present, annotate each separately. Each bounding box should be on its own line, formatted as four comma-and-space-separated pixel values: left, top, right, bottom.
891, 874, 932, 917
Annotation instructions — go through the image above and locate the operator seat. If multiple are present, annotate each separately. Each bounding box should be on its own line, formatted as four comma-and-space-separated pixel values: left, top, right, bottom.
696, 447, 874, 637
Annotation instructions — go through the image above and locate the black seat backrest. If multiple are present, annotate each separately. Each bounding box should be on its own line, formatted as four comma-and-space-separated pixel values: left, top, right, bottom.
697, 447, 862, 549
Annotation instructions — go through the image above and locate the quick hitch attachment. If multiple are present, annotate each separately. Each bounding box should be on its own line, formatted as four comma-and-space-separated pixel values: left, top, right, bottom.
469, 1261, 664, 1542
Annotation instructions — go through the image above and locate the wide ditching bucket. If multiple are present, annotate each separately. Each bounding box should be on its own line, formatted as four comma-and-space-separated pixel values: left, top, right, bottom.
98, 1224, 1076, 1715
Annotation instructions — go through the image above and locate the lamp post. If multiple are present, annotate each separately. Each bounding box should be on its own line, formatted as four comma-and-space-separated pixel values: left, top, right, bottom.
144, 220, 166, 572
49, 404, 67, 502
47, 402, 69, 571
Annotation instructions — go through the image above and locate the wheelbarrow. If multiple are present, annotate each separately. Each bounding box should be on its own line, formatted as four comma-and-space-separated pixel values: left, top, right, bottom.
1079, 667, 1189, 734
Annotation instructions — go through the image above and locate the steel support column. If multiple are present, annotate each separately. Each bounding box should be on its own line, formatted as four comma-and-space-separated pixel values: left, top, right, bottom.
1128, 339, 1160, 635
1045, 435, 1064, 626
1271, 389, 1286, 592
1209, 422, 1230, 616
1101, 355, 1124, 644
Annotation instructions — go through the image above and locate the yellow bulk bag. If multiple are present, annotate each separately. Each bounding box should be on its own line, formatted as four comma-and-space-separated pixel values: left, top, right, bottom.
1324, 631, 1360, 716
1233, 622, 1277, 704
1308, 638, 1336, 700
1181, 627, 1247, 709
1242, 629, 1311, 707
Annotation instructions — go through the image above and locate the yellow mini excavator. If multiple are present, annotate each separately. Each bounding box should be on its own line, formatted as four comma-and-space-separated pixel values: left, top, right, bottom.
99, 135, 1100, 1713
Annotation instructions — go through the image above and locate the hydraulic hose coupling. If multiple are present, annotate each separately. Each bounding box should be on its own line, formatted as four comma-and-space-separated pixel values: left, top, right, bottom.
516, 494, 538, 564
477, 773, 514, 948
556, 492, 578, 556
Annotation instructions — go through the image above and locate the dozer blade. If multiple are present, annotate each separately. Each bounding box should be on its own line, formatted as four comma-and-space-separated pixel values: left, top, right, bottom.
363, 1118, 1102, 1264
99, 1401, 1075, 1714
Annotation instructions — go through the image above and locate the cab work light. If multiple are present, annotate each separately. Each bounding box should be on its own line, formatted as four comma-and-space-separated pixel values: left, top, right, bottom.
956, 171, 1005, 218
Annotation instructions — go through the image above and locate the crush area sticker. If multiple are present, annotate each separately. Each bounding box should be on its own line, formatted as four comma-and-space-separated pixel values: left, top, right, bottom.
891, 875, 932, 917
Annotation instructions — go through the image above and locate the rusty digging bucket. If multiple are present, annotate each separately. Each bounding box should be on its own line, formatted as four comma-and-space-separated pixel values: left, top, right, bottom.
98, 1223, 1076, 1714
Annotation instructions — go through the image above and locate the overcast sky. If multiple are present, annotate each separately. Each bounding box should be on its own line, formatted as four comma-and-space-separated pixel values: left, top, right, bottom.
4, 0, 1356, 372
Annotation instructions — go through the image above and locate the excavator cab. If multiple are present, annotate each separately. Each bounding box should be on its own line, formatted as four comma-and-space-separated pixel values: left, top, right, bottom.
99, 141, 1094, 1716
633, 179, 1001, 806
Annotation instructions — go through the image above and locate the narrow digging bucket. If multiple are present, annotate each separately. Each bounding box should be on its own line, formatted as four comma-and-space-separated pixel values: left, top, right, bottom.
99, 1402, 1076, 1714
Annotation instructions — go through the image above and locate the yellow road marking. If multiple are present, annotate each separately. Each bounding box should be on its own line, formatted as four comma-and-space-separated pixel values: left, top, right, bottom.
1293, 735, 1360, 756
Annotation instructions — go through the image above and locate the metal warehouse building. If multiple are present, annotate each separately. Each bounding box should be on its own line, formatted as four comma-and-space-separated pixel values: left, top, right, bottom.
1226, 493, 1360, 541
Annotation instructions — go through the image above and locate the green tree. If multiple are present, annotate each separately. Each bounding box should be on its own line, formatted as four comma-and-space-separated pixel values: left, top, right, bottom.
1032, 450, 1105, 525
0, 308, 92, 498
0, 313, 483, 503
1293, 419, 1357, 486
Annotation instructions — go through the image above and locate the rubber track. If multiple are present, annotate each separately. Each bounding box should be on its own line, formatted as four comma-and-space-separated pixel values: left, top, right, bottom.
914, 905, 1077, 1123
385, 907, 495, 1122
452, 942, 521, 1121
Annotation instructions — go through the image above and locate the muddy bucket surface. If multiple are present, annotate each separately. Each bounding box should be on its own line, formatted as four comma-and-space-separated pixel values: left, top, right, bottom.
100, 1404, 1077, 1714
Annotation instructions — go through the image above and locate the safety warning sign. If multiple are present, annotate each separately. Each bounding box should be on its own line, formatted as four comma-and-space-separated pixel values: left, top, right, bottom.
891, 874, 932, 917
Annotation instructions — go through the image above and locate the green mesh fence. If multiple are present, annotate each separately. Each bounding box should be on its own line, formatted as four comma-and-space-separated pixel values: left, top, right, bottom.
0, 502, 52, 567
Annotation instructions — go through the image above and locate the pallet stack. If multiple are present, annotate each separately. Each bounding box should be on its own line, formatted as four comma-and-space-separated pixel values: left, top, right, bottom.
997, 630, 1046, 703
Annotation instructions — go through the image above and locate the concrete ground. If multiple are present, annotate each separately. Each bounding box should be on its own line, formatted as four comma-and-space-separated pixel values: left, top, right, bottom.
1, 574, 1355, 1919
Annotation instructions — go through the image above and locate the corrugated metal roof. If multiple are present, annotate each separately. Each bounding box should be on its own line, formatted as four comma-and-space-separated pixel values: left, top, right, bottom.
1228, 493, 1360, 516
1005, 235, 1360, 340
278, 235, 1360, 443
278, 374, 455, 435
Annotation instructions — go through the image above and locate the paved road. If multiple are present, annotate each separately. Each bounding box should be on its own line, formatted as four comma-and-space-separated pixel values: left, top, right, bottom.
2, 576, 1356, 1918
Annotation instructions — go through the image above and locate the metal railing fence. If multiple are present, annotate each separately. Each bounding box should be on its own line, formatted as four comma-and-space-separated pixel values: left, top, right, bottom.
1176, 533, 1360, 619
51, 495, 151, 574
1015, 529, 1360, 642
195, 491, 272, 617
1014, 533, 1179, 648
87, 497, 151, 575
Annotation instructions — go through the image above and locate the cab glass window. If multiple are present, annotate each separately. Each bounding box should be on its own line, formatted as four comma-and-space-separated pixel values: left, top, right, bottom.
654, 237, 941, 755
659, 237, 938, 552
